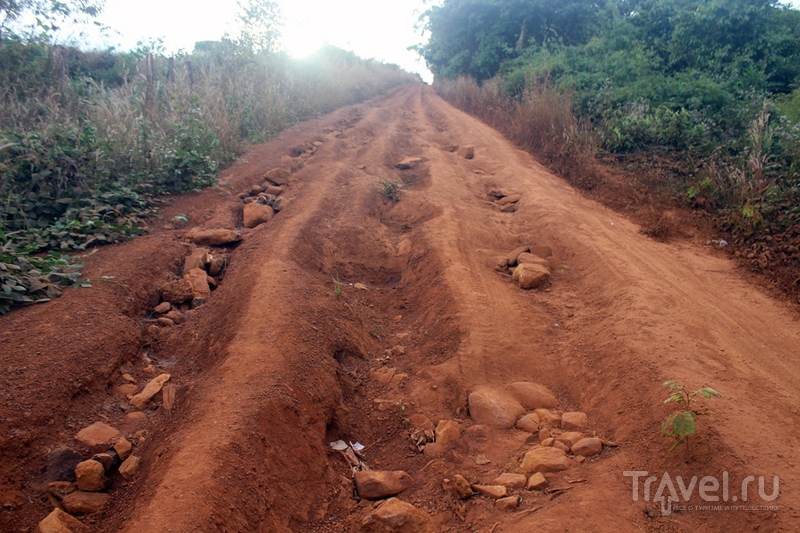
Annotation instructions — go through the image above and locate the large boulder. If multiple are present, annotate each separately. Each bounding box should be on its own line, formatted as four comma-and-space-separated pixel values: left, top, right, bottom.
468, 387, 526, 429
243, 202, 275, 229
512, 263, 551, 290
354, 471, 412, 500
185, 228, 242, 246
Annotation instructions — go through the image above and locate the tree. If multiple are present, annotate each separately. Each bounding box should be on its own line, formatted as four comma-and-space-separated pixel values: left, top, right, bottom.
0, 0, 103, 44
237, 0, 282, 54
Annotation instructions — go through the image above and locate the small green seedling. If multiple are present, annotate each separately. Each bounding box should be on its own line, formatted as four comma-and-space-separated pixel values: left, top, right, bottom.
662, 380, 722, 452
331, 274, 342, 299
378, 179, 403, 202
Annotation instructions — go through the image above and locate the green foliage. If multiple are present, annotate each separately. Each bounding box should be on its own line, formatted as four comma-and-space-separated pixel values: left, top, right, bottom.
378, 179, 403, 202
661, 380, 722, 452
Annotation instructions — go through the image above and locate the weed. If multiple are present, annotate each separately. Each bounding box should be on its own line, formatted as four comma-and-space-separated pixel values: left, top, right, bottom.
379, 179, 403, 202
331, 274, 342, 299
661, 380, 722, 452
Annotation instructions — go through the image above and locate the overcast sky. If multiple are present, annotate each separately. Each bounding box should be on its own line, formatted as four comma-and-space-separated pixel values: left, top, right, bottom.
75, 0, 435, 81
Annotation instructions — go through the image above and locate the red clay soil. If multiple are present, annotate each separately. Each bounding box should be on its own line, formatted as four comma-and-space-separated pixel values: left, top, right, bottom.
1, 85, 799, 532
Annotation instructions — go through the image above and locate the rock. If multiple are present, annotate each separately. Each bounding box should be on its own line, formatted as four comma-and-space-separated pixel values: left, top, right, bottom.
153, 302, 171, 314
395, 157, 422, 170
264, 185, 284, 196
526, 472, 548, 490
529, 245, 553, 259
520, 447, 571, 474
74, 460, 107, 492
165, 310, 184, 324
36, 508, 90, 533
443, 475, 473, 499
121, 373, 136, 383
249, 184, 264, 196
492, 473, 527, 490
47, 481, 76, 499
92, 454, 113, 472
361, 498, 429, 531
157, 317, 175, 327
472, 484, 507, 499
507, 382, 558, 410
457, 145, 475, 159
354, 471, 412, 500
371, 367, 396, 384
243, 202, 275, 228
553, 441, 570, 453
75, 422, 119, 448
182, 248, 209, 275
497, 194, 521, 206
556, 432, 585, 448
496, 495, 520, 511
516, 253, 552, 270
422, 443, 445, 457
36, 449, 84, 486
120, 412, 147, 433
572, 437, 603, 457
161, 278, 195, 304
118, 456, 140, 480
503, 246, 530, 267
535, 409, 562, 429
562, 412, 589, 431
515, 413, 540, 433
208, 255, 225, 276
185, 228, 242, 246
541, 438, 555, 447
512, 263, 551, 290
408, 414, 435, 434
130, 373, 170, 410
113, 384, 138, 396
114, 437, 133, 460
435, 420, 462, 446
475, 454, 491, 465
62, 491, 109, 514
183, 267, 211, 301
501, 203, 518, 213
207, 275, 218, 289
265, 168, 291, 186
468, 387, 526, 429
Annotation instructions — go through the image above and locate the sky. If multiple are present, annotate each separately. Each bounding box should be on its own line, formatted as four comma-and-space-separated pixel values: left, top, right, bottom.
72, 0, 435, 81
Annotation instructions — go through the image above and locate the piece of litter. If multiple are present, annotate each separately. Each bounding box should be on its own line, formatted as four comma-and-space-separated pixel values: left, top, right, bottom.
350, 442, 365, 452
354, 283, 369, 291
329, 440, 349, 451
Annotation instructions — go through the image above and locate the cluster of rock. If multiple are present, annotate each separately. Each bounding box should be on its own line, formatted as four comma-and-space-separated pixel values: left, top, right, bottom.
238, 167, 290, 229
487, 188, 521, 213
496, 245, 556, 290
442, 143, 475, 160
37, 420, 145, 532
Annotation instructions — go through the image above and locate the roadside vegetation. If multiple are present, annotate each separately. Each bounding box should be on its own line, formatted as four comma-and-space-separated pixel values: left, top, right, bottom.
417, 0, 800, 301
0, 0, 418, 313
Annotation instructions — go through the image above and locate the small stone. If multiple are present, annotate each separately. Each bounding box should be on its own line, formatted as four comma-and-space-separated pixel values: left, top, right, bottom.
534, 409, 562, 428
130, 373, 171, 410
562, 412, 589, 431
553, 441, 570, 453
395, 157, 422, 170
265, 168, 291, 185
572, 437, 603, 457
118, 456, 140, 480
492, 473, 527, 490
423, 442, 445, 457
157, 317, 175, 327
185, 228, 242, 246
183, 267, 211, 301
36, 509, 90, 533
521, 447, 571, 474
92, 454, 113, 472
153, 302, 171, 314
457, 145, 475, 159
472, 484, 507, 499
508, 382, 558, 410
468, 387, 526, 429
264, 185, 284, 196
526, 472, 548, 490
443, 475, 473, 499
497, 194, 521, 206
208, 256, 226, 276
361, 497, 429, 531
435, 420, 461, 446
500, 203, 518, 213
243, 202, 275, 228
503, 246, 530, 267
121, 373, 136, 383
515, 413, 540, 433
160, 278, 195, 304
371, 367, 396, 384
516, 253, 552, 270
249, 184, 264, 196
495, 495, 519, 511
47, 481, 76, 499
529, 245, 553, 259
165, 310, 184, 324
74, 460, 107, 492
113, 384, 138, 396
408, 414, 435, 434
538, 428, 551, 442
75, 422, 119, 448
354, 471, 412, 500
62, 491, 109, 514
556, 432, 585, 448
114, 437, 133, 460
541, 438, 555, 447
182, 248, 209, 275
474, 454, 491, 465
512, 263, 551, 290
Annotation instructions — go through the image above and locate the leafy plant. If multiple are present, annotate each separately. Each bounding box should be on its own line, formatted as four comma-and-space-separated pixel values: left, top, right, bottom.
661, 380, 722, 452
378, 179, 403, 202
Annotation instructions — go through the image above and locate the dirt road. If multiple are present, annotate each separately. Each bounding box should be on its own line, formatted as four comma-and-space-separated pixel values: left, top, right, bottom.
2, 85, 799, 532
